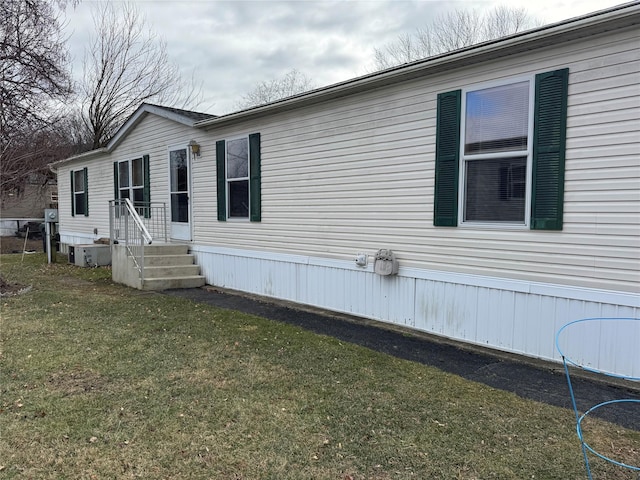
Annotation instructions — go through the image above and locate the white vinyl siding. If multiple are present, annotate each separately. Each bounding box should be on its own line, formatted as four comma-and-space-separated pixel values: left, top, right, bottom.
58, 115, 202, 243
58, 159, 110, 240
193, 27, 639, 293
54, 16, 638, 375
56, 27, 638, 293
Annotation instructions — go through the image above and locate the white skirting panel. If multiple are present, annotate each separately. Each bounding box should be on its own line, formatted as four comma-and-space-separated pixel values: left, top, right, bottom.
190, 245, 639, 377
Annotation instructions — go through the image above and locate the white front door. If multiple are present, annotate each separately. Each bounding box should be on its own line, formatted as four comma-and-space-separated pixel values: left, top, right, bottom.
169, 147, 191, 241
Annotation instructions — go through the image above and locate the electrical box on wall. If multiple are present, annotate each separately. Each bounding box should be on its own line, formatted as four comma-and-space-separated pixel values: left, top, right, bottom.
374, 249, 399, 276
355, 253, 368, 267
44, 209, 58, 223
68, 244, 111, 267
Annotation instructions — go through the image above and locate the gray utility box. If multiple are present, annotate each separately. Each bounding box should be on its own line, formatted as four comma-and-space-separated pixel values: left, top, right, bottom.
68, 244, 111, 267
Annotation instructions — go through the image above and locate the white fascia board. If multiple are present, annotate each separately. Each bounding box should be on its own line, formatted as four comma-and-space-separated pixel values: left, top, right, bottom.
49, 104, 200, 169
195, 2, 640, 130
107, 104, 197, 150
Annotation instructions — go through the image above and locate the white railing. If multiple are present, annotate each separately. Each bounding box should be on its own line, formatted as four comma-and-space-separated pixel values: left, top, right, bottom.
109, 199, 167, 282
126, 198, 153, 244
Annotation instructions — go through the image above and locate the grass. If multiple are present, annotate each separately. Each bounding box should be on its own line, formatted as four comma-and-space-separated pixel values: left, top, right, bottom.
1, 253, 638, 479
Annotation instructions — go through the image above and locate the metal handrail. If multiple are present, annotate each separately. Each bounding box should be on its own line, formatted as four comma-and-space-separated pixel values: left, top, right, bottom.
124, 198, 153, 245
109, 199, 167, 284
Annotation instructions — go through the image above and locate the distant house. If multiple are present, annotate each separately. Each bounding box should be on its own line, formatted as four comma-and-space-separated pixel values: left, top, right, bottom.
0, 174, 57, 236
51, 4, 640, 377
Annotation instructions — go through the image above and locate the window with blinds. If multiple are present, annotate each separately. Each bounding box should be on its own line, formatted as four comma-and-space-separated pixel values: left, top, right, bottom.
461, 80, 532, 224
433, 69, 568, 230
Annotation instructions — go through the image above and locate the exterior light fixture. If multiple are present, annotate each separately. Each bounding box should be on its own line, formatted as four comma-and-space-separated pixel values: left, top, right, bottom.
189, 139, 201, 157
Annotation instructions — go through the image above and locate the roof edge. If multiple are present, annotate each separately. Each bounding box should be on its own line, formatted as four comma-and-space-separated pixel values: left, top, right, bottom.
50, 103, 214, 168
49, 147, 109, 170
196, 1, 640, 128
107, 103, 205, 151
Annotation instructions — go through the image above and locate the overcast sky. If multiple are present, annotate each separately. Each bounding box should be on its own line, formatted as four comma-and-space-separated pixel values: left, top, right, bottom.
63, 0, 627, 115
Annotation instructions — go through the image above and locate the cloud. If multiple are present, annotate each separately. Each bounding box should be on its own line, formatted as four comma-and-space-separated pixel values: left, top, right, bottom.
63, 0, 625, 115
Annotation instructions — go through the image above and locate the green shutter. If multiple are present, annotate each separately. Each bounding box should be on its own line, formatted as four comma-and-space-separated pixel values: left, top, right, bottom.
433, 90, 461, 226
531, 68, 569, 230
113, 162, 119, 200
143, 154, 151, 218
83, 167, 89, 216
216, 140, 226, 221
70, 170, 75, 217
249, 133, 261, 222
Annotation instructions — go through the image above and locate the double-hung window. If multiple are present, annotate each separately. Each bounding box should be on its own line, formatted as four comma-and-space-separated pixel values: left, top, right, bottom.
434, 68, 568, 230
70, 167, 88, 217
113, 155, 150, 217
226, 138, 250, 218
461, 80, 532, 224
216, 133, 261, 222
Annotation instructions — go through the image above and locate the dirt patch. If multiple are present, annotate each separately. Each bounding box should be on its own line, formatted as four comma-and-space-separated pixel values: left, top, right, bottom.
0, 237, 41, 296
0, 237, 60, 296
0, 236, 43, 254
0, 276, 31, 297
47, 369, 108, 396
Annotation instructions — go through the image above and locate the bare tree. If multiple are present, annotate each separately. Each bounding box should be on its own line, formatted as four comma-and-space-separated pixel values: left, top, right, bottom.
0, 0, 74, 195
235, 69, 316, 110
57, 109, 94, 154
372, 6, 541, 71
81, 2, 203, 148
432, 9, 483, 53
0, 128, 75, 191
483, 6, 535, 39
373, 31, 435, 70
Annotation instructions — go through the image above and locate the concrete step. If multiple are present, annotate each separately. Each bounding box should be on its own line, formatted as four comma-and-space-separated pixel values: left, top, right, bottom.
143, 244, 190, 256
143, 254, 196, 267
143, 264, 201, 279
142, 275, 205, 291
113, 243, 205, 291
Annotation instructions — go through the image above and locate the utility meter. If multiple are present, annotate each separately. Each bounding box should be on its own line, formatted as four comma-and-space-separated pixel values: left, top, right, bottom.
45, 209, 58, 223
374, 249, 399, 276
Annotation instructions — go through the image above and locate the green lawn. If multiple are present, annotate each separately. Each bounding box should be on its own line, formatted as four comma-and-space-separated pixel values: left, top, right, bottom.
1, 253, 637, 479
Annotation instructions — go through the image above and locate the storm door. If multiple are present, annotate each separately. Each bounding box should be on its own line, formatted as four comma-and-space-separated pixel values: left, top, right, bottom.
168, 147, 191, 240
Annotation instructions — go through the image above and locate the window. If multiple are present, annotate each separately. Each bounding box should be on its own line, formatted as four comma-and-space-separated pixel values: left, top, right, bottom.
113, 155, 150, 217
70, 168, 88, 217
216, 133, 261, 222
433, 68, 568, 230
227, 138, 249, 218
462, 80, 531, 224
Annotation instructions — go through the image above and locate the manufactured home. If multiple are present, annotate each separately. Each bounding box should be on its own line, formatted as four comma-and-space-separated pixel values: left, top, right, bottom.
51, 4, 640, 377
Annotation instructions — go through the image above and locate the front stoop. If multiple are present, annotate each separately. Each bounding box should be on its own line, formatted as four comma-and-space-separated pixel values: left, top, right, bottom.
141, 244, 205, 290
112, 244, 205, 291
